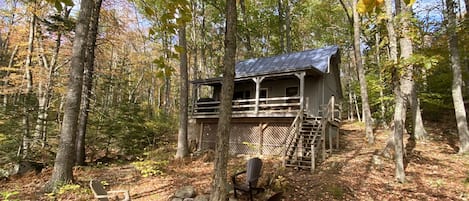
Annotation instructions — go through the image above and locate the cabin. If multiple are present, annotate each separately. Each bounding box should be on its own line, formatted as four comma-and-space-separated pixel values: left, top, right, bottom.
189, 45, 342, 171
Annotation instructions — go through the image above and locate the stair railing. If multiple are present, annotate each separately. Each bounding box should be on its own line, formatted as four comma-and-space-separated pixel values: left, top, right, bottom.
309, 119, 322, 172
282, 110, 303, 166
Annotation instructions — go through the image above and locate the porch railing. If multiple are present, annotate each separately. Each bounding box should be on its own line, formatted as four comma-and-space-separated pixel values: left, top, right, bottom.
192, 96, 301, 116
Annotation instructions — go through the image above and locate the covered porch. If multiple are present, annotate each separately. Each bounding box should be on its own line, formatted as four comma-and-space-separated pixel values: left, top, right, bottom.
190, 71, 310, 118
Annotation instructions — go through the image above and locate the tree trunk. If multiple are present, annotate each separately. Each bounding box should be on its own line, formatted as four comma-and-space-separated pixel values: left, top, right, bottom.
410, 89, 427, 140
45, 0, 94, 192
176, 25, 189, 158
352, 0, 374, 144
240, 0, 252, 55
446, 0, 469, 154
278, 0, 285, 53
382, 0, 399, 155
393, 87, 406, 183
465, 0, 469, 14
3, 45, 18, 107
20, 13, 36, 159
392, 0, 416, 183
210, 0, 236, 200
285, 0, 292, 53
76, 0, 103, 165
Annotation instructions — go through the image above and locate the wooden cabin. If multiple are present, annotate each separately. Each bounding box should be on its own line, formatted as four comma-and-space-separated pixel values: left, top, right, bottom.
189, 45, 342, 171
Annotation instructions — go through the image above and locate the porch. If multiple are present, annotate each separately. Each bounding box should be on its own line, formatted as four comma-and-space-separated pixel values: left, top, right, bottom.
191, 96, 310, 118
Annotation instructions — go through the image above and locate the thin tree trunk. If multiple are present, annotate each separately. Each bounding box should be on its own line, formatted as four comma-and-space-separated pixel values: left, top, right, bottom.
176, 25, 189, 158
411, 89, 427, 140
383, 0, 399, 155
446, 0, 469, 154
278, 0, 285, 53
76, 0, 103, 165
3, 45, 18, 107
393, 86, 406, 182
240, 0, 252, 55
210, 0, 236, 200
285, 0, 292, 53
352, 0, 374, 144
34, 24, 53, 149
376, 32, 387, 127
393, 0, 416, 183
353, 92, 362, 122
20, 13, 36, 159
45, 0, 93, 192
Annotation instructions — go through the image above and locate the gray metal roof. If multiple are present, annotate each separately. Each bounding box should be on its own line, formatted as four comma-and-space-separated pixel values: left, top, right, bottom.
235, 45, 339, 78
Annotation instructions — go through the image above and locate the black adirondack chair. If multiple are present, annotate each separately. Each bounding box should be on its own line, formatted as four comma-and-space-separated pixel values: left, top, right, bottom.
232, 157, 264, 201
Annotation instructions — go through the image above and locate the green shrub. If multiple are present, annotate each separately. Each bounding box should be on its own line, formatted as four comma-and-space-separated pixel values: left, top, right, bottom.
0, 190, 19, 201
132, 160, 168, 177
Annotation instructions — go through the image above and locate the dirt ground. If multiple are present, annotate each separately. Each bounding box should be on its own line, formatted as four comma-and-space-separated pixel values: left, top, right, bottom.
1, 121, 469, 200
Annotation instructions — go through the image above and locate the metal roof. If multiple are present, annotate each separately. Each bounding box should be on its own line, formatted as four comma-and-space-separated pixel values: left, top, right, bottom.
235, 45, 339, 78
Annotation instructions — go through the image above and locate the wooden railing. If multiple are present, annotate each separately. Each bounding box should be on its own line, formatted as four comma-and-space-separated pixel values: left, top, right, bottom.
282, 110, 303, 167
320, 96, 341, 160
192, 96, 301, 116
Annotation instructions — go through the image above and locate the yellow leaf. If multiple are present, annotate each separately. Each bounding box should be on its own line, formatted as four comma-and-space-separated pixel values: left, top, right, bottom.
357, 0, 367, 14
404, 0, 416, 5
376, 0, 384, 6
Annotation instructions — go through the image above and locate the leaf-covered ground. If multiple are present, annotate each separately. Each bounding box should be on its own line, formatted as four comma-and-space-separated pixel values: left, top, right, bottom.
1, 121, 469, 200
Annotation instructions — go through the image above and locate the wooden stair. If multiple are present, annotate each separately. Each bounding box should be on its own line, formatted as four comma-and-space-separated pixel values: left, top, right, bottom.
284, 115, 323, 171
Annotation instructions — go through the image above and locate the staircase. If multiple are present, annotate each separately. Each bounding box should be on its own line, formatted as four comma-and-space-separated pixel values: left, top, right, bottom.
284, 114, 323, 171
283, 96, 342, 172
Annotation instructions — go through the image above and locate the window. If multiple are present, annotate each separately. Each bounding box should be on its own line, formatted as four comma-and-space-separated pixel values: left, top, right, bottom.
286, 87, 298, 97
260, 88, 268, 98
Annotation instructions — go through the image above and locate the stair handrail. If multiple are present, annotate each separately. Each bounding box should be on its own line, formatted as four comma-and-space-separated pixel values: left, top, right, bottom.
282, 110, 302, 166
309, 119, 322, 171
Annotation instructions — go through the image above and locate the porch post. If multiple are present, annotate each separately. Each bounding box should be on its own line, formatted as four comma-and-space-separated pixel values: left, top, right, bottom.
295, 72, 306, 112
191, 83, 200, 114
253, 77, 265, 115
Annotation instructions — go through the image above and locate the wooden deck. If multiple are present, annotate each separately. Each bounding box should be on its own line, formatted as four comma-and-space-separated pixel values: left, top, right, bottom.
191, 96, 302, 118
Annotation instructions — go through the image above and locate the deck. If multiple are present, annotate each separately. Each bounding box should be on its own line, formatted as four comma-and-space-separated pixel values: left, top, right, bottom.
191, 96, 303, 118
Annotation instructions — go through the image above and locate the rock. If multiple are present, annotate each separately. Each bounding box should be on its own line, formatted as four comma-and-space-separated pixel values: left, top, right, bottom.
194, 195, 209, 201
11, 161, 45, 175
174, 185, 196, 198
183, 198, 194, 201
171, 198, 183, 201
372, 155, 383, 169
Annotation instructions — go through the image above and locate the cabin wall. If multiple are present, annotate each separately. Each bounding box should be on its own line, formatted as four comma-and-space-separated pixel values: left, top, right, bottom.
305, 76, 323, 116
232, 78, 300, 99
324, 62, 342, 102
261, 79, 299, 98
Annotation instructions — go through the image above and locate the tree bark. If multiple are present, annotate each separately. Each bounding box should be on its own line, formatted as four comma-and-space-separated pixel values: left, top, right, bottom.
392, 0, 416, 183
76, 0, 103, 165
285, 0, 292, 53
393, 87, 406, 183
278, 0, 285, 53
240, 0, 252, 55
446, 0, 469, 154
45, 0, 94, 192
382, 0, 399, 156
352, 0, 374, 144
176, 25, 189, 158
20, 13, 36, 159
210, 0, 236, 200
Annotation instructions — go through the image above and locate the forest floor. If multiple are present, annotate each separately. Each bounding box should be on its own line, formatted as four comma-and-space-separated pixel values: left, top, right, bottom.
1, 121, 469, 201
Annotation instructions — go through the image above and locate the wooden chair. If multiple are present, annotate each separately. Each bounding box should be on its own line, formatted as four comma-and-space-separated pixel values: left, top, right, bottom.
89, 179, 130, 201
232, 157, 264, 201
